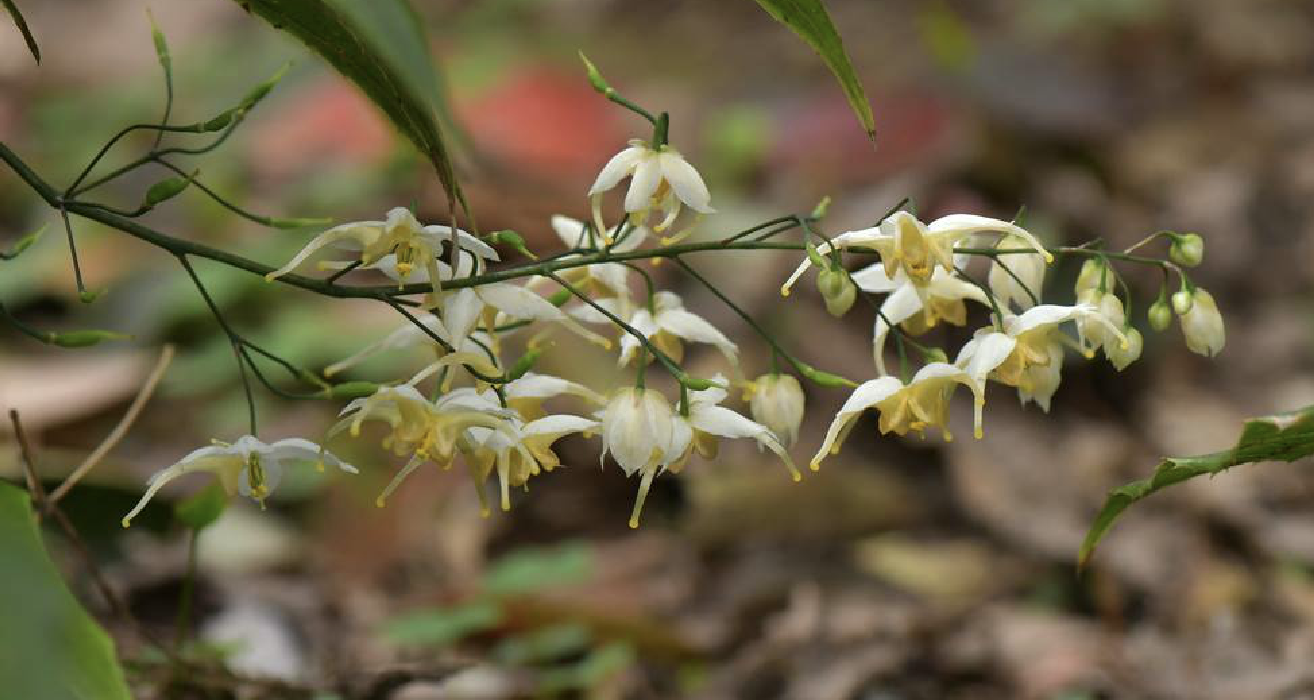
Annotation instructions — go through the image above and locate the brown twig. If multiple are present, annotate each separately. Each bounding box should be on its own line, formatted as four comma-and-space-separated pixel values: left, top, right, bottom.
47, 344, 176, 505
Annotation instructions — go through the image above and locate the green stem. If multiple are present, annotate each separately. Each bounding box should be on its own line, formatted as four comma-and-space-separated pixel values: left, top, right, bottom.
174, 528, 198, 653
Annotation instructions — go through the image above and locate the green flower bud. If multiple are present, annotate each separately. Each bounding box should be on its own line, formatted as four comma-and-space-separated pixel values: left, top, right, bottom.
817, 268, 856, 317
1169, 233, 1204, 267
489, 229, 537, 260
326, 381, 380, 400
578, 52, 613, 96
1147, 299, 1173, 331
796, 363, 856, 388
3, 225, 45, 259
680, 375, 724, 391
810, 195, 832, 220
143, 173, 194, 209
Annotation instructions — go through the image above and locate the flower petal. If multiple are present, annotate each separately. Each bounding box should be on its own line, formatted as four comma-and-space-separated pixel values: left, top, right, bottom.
589, 146, 646, 195
623, 153, 663, 213
810, 376, 904, 468
658, 152, 714, 213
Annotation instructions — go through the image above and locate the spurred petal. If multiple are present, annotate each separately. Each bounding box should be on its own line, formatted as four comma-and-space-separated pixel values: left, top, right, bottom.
589, 146, 646, 195
810, 377, 904, 468
623, 154, 663, 213
657, 309, 738, 363
658, 152, 714, 213
851, 262, 901, 293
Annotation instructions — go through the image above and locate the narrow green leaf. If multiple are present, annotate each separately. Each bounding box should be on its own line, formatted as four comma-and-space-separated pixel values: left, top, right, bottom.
382, 601, 503, 647
0, 481, 132, 700
750, 0, 876, 143
2, 0, 40, 64
1081, 404, 1314, 566
483, 542, 593, 595
235, 0, 471, 221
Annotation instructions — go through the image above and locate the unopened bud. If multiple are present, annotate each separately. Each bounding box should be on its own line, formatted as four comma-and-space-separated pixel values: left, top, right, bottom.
749, 374, 805, 447
489, 230, 537, 260
1180, 288, 1224, 357
4, 225, 44, 259
1169, 233, 1204, 267
680, 374, 726, 391
810, 196, 832, 220
326, 381, 379, 399
578, 52, 613, 96
797, 363, 855, 388
1075, 259, 1106, 296
142, 174, 193, 209
1147, 299, 1173, 331
1171, 289, 1194, 315
49, 329, 130, 347
817, 268, 856, 317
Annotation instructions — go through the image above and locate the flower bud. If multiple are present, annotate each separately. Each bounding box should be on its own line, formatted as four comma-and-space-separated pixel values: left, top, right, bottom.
1075, 259, 1106, 296
1171, 289, 1194, 315
988, 234, 1045, 311
48, 329, 130, 348
817, 268, 856, 317
1180, 289, 1224, 357
749, 374, 805, 446
601, 388, 677, 477
1148, 298, 1173, 331
1169, 233, 1204, 267
1106, 327, 1143, 371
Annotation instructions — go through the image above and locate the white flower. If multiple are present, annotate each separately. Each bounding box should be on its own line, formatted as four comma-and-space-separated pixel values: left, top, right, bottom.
955, 304, 1125, 412
1180, 288, 1224, 357
1106, 327, 1143, 371
266, 207, 497, 289
571, 291, 736, 366
331, 385, 517, 466
121, 436, 356, 527
588, 139, 713, 243
810, 363, 985, 471
987, 233, 1046, 311
600, 379, 800, 528
541, 215, 642, 298
1074, 290, 1127, 358
747, 373, 806, 447
435, 284, 613, 351
503, 371, 605, 420
463, 412, 600, 514
782, 211, 1050, 296
852, 262, 989, 375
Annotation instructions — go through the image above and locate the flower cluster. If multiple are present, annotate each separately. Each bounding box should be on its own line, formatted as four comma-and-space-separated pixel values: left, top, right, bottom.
121, 71, 1224, 531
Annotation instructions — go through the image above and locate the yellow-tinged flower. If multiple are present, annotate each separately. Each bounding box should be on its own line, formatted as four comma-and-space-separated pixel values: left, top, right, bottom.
810, 363, 985, 471
746, 373, 806, 447
331, 385, 517, 467
955, 304, 1125, 412
266, 207, 498, 289
852, 262, 989, 376
1074, 289, 1127, 357
782, 211, 1050, 296
465, 413, 599, 514
121, 436, 356, 527
588, 139, 713, 243
1180, 288, 1224, 357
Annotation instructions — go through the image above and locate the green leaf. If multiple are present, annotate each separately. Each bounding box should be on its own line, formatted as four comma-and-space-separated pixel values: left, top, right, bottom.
1081, 404, 1314, 566
235, 0, 470, 219
174, 481, 228, 530
381, 601, 502, 647
0, 481, 132, 700
750, 0, 876, 143
2, 0, 39, 64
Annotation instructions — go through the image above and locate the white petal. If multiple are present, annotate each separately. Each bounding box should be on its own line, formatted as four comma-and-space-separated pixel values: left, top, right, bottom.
1009, 304, 1087, 336
588, 263, 631, 296
609, 225, 650, 254
658, 152, 714, 213
688, 404, 765, 440
265, 224, 380, 280
589, 146, 646, 195
523, 414, 599, 439
617, 309, 658, 366
657, 309, 737, 363
851, 262, 901, 293
441, 288, 484, 343
927, 214, 1051, 261
810, 377, 904, 467
871, 284, 924, 375
623, 154, 663, 213
957, 332, 1016, 382
551, 215, 589, 248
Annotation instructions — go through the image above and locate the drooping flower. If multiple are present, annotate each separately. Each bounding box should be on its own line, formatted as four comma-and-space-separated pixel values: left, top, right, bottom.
464, 413, 600, 514
503, 372, 605, 421
987, 233, 1046, 311
1179, 288, 1224, 357
266, 207, 498, 292
746, 373, 806, 447
665, 377, 801, 481
1074, 290, 1127, 358
588, 140, 713, 243
852, 262, 989, 375
121, 436, 356, 527
1106, 327, 1143, 371
782, 211, 1050, 296
331, 384, 518, 467
810, 363, 985, 471
955, 304, 1126, 411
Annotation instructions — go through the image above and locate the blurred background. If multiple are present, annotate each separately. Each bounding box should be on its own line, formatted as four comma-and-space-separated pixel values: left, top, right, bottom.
2, 0, 1314, 698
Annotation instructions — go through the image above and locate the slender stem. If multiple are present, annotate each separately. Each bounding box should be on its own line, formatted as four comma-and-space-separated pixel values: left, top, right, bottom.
58, 204, 87, 296
178, 255, 258, 434
954, 264, 1004, 329
174, 528, 198, 653
546, 271, 686, 383
152, 157, 301, 227
0, 301, 55, 343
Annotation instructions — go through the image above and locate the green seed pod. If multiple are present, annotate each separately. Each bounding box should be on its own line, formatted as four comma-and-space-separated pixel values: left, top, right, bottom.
143, 175, 191, 208
817, 268, 856, 317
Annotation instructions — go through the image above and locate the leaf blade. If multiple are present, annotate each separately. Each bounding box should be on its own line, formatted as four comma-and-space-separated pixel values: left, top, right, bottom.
0, 482, 132, 700
235, 0, 469, 219
750, 0, 875, 143
1080, 405, 1314, 566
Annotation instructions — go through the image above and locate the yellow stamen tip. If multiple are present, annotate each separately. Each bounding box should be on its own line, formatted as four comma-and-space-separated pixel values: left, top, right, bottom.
1084, 351, 1095, 359
263, 274, 277, 282
121, 518, 131, 528
375, 497, 386, 508
650, 258, 663, 267
809, 461, 822, 471
792, 472, 802, 483
315, 462, 325, 472
628, 517, 640, 529
480, 507, 491, 518
659, 236, 676, 245
780, 287, 791, 297
974, 428, 984, 439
